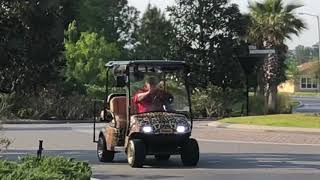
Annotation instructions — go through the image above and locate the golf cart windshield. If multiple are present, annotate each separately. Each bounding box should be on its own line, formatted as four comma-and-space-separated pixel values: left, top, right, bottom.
130, 65, 190, 115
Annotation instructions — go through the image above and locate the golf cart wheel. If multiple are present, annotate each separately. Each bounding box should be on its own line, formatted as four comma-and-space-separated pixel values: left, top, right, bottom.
127, 139, 146, 168
155, 154, 170, 161
181, 138, 199, 166
97, 135, 114, 162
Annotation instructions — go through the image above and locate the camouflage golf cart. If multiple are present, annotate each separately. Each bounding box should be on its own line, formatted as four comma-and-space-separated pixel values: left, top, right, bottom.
93, 60, 199, 168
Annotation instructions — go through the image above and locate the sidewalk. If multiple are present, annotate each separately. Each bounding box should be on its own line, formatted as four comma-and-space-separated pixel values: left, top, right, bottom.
208, 121, 320, 134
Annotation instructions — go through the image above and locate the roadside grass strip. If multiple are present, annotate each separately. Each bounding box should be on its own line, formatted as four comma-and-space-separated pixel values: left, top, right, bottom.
220, 114, 320, 128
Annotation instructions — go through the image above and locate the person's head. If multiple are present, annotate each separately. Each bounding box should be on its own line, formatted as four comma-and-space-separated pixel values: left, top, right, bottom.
145, 77, 157, 90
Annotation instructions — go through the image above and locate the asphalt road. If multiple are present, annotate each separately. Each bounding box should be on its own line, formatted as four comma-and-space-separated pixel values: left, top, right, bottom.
292, 96, 320, 113
2, 122, 320, 180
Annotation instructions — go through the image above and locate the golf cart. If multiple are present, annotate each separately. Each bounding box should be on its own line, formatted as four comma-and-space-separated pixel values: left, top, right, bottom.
93, 60, 199, 168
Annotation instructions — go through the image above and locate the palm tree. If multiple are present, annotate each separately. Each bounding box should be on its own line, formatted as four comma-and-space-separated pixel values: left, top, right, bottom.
248, 0, 306, 113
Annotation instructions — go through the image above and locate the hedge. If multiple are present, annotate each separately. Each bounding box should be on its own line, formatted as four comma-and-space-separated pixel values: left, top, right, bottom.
0, 156, 92, 180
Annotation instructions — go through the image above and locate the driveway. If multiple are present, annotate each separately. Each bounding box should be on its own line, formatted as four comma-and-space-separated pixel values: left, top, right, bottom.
292, 96, 320, 113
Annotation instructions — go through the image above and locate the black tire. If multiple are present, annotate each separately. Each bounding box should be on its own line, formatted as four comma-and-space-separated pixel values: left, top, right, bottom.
97, 135, 114, 162
181, 138, 199, 166
127, 139, 146, 168
155, 154, 170, 161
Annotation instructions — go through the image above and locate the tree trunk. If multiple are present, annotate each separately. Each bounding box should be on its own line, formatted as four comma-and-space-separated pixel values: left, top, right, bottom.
267, 84, 277, 113
262, 52, 279, 114
256, 69, 264, 96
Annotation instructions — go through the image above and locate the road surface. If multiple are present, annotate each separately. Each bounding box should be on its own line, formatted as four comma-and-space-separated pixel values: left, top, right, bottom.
2, 122, 320, 180
292, 96, 320, 113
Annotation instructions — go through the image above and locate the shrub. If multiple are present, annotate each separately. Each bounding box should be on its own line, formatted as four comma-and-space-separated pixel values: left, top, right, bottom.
0, 93, 14, 119
249, 95, 266, 115
192, 84, 245, 118
249, 93, 292, 115
11, 89, 95, 120
276, 93, 292, 114
0, 137, 11, 152
0, 120, 12, 152
0, 156, 92, 180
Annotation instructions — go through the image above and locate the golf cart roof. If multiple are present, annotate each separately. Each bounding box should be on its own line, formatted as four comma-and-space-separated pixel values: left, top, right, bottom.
105, 60, 186, 68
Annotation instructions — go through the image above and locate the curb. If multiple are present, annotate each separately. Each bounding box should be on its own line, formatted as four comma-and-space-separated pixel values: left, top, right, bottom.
208, 121, 320, 134
295, 101, 304, 108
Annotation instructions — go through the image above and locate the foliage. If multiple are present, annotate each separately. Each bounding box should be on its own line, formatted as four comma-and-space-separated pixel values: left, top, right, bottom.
0, 0, 65, 94
65, 25, 120, 96
294, 45, 319, 64
0, 137, 11, 152
249, 93, 292, 115
192, 84, 245, 118
74, 0, 140, 58
0, 93, 15, 119
10, 89, 94, 120
285, 56, 299, 79
134, 5, 174, 59
168, 0, 248, 89
248, 95, 266, 115
0, 156, 92, 180
221, 114, 320, 128
247, 0, 306, 112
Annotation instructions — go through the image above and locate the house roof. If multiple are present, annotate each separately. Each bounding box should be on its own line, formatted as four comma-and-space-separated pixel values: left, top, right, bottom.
298, 61, 318, 72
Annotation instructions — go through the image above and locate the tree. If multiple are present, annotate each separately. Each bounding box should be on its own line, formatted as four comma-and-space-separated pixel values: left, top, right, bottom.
294, 45, 318, 64
134, 4, 174, 59
248, 0, 305, 112
168, 0, 248, 89
0, 0, 65, 94
64, 23, 120, 96
285, 57, 299, 79
74, 0, 139, 58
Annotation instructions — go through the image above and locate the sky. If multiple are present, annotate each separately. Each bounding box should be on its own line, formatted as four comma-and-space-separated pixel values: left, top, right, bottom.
128, 0, 320, 50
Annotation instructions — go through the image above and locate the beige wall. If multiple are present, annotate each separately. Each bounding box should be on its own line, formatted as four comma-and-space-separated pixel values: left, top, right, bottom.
278, 80, 295, 93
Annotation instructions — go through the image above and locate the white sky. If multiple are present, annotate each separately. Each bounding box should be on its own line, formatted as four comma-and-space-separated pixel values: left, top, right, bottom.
128, 0, 320, 50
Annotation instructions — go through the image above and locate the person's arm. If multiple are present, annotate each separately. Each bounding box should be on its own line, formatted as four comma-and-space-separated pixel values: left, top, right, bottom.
134, 88, 155, 103
135, 90, 150, 102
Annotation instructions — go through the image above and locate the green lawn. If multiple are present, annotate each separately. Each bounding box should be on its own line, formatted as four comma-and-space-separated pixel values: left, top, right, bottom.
220, 114, 320, 128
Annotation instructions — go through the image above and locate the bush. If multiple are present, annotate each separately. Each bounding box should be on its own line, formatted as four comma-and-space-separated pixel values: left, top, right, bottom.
249, 95, 266, 115
249, 93, 292, 115
0, 137, 11, 152
0, 120, 12, 152
10, 89, 95, 120
276, 93, 292, 114
0, 156, 92, 180
0, 93, 14, 119
192, 84, 245, 118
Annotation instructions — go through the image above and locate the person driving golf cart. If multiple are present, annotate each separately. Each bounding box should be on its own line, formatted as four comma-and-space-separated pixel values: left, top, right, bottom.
133, 77, 173, 113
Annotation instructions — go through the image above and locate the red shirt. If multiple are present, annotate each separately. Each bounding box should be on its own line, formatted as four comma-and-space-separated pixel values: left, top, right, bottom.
133, 88, 153, 113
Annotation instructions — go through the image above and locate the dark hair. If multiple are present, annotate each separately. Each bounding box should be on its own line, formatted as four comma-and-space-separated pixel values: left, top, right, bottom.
146, 77, 157, 86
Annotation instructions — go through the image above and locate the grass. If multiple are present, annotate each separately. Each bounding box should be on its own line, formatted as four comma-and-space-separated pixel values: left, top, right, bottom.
290, 101, 300, 109
220, 114, 320, 128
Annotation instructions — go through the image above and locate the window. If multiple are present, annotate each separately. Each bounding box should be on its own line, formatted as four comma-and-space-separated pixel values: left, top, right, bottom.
300, 77, 318, 89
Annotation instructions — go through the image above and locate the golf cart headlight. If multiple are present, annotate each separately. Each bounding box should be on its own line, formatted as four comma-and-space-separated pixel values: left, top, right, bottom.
176, 126, 186, 133
142, 126, 153, 133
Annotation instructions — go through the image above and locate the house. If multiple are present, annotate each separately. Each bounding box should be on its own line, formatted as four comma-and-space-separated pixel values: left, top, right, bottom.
278, 61, 320, 93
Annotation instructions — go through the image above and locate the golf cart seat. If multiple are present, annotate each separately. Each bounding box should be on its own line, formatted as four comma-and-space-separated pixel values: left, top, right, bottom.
109, 96, 127, 129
